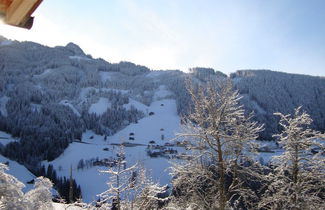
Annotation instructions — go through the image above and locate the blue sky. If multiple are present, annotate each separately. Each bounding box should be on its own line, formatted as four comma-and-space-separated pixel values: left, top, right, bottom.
1, 0, 324, 76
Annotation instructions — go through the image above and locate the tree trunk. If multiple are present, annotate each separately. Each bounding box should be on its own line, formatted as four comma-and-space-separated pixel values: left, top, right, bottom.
292, 144, 299, 184
217, 138, 226, 210
117, 163, 121, 210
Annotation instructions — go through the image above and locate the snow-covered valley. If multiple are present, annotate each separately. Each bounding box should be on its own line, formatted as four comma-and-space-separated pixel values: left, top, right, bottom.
1, 98, 285, 204
44, 98, 182, 202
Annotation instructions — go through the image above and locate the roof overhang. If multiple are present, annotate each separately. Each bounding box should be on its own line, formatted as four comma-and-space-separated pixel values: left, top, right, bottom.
0, 0, 42, 29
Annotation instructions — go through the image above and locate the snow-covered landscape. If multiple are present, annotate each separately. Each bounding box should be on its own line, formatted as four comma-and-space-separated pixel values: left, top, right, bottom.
0, 95, 287, 204
44, 97, 182, 202
0, 35, 324, 209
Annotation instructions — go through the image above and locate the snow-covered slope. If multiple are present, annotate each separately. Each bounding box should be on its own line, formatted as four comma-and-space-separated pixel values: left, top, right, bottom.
60, 100, 81, 117
0, 131, 18, 146
153, 85, 173, 100
45, 97, 181, 202
0, 154, 35, 192
0, 96, 9, 117
123, 98, 149, 113
88, 97, 111, 115
45, 96, 283, 203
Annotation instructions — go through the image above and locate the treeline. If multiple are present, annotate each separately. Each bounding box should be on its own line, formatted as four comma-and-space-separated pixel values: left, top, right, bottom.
82, 106, 144, 136
161, 69, 325, 140
0, 101, 83, 165
0, 95, 143, 166
231, 70, 325, 139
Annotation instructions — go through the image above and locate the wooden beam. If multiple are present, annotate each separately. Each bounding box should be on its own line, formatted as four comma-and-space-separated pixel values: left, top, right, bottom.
0, 0, 13, 13
5, 0, 41, 25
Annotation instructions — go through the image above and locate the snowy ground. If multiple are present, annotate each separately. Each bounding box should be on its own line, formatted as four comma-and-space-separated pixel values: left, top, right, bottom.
53, 203, 84, 210
88, 97, 111, 115
43, 93, 284, 203
0, 154, 35, 192
44, 97, 182, 203
0, 131, 19, 146
0, 124, 284, 204
153, 85, 173, 100
79, 87, 129, 106
98, 71, 121, 83
254, 140, 284, 164
60, 100, 81, 117
69, 55, 91, 61
0, 96, 9, 117
34, 68, 53, 78
123, 98, 149, 113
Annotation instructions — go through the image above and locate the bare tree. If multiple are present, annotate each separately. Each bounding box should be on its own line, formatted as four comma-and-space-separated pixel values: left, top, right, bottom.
259, 107, 325, 209
173, 79, 264, 209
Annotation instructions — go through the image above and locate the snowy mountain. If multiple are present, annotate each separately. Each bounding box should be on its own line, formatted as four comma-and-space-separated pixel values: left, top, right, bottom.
0, 36, 324, 202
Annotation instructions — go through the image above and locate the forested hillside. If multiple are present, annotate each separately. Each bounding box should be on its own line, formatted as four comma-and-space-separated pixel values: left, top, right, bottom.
231, 70, 325, 139
0, 36, 324, 168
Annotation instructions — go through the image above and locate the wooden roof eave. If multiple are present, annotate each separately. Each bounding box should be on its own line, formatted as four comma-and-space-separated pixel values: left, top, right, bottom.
0, 0, 43, 29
